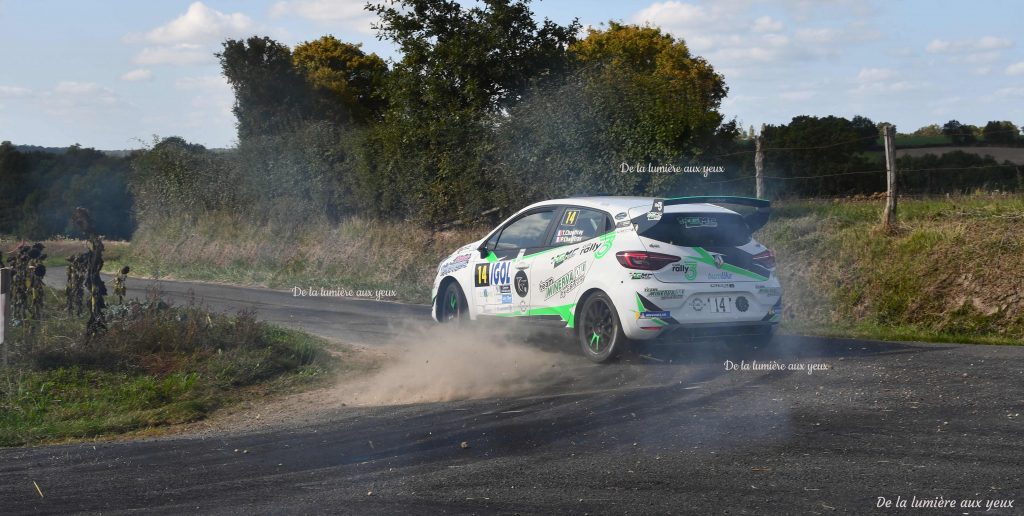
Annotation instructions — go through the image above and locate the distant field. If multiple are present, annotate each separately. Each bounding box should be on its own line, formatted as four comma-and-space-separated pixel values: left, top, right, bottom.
892, 135, 952, 147
895, 146, 1024, 164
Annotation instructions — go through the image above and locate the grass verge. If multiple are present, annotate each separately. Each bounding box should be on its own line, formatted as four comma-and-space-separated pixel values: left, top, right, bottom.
761, 194, 1024, 345
0, 288, 341, 447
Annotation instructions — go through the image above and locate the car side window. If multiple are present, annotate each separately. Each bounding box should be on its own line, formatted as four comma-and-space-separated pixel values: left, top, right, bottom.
494, 210, 555, 251
548, 208, 610, 246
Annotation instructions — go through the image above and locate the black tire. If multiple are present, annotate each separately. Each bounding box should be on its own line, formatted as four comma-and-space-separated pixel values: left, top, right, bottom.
577, 292, 628, 363
439, 281, 468, 325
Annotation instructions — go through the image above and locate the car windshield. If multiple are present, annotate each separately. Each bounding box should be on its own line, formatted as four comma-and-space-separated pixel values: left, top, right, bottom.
638, 212, 752, 247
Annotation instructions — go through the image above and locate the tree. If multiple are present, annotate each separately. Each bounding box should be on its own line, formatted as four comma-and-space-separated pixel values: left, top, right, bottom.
362, 0, 581, 224
912, 124, 943, 137
943, 120, 977, 145
0, 141, 29, 232
761, 115, 881, 196
370, 0, 579, 114
292, 36, 389, 125
982, 120, 1019, 145
493, 22, 735, 204
218, 36, 311, 141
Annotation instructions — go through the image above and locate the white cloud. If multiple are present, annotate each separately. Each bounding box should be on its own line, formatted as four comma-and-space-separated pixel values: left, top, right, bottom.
120, 68, 153, 82
1006, 61, 1024, 76
133, 44, 209, 66
141, 2, 253, 45
751, 15, 783, 33
269, 0, 375, 33
0, 86, 32, 97
857, 67, 895, 83
926, 36, 1013, 53
42, 82, 127, 116
794, 27, 837, 44
993, 86, 1024, 98
780, 90, 815, 101
972, 66, 991, 76
174, 75, 229, 91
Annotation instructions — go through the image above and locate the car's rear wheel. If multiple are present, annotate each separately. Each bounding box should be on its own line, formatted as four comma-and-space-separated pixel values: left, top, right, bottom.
577, 292, 627, 363
439, 281, 468, 324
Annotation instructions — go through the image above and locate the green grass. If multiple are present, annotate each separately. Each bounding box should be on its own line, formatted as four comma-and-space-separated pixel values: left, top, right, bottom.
892, 134, 953, 147
762, 194, 1024, 346
0, 288, 340, 447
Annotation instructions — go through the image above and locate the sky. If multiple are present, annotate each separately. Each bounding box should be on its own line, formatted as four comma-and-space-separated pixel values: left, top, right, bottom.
0, 0, 1022, 149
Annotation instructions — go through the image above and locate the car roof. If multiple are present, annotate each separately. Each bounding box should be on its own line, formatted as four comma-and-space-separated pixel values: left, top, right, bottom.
531, 196, 739, 215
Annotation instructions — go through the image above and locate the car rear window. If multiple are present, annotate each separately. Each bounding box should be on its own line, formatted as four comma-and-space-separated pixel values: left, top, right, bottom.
638, 212, 752, 247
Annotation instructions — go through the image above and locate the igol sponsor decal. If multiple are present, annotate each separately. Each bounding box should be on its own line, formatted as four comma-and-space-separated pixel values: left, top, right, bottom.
475, 261, 511, 287
545, 263, 586, 300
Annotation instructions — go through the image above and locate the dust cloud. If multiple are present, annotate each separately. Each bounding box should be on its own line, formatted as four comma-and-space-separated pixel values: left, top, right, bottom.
335, 322, 580, 406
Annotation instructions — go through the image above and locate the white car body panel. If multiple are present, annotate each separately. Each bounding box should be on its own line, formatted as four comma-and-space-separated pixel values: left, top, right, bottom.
431, 196, 783, 340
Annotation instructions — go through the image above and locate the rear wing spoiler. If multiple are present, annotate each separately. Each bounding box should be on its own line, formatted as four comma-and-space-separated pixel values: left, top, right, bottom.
641, 196, 771, 232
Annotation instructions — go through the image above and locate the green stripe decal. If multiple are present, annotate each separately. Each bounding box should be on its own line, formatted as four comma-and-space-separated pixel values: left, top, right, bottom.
522, 230, 617, 261
492, 303, 576, 327
693, 247, 768, 281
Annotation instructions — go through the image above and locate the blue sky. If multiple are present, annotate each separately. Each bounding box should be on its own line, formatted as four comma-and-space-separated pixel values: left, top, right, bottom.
1, 0, 1022, 149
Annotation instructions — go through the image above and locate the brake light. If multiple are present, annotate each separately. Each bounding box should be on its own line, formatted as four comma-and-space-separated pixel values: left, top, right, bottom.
752, 249, 775, 269
615, 251, 680, 270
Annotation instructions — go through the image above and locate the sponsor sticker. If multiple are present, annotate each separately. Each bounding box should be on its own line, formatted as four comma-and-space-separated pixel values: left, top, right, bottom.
672, 259, 699, 281
630, 272, 653, 280
475, 261, 511, 287
643, 288, 686, 299
514, 270, 529, 297
438, 253, 472, 275
501, 293, 513, 304
544, 263, 586, 300
639, 310, 671, 319
681, 216, 718, 228
706, 271, 734, 280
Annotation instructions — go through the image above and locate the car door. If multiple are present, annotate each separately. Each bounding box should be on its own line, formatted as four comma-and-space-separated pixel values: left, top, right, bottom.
529, 206, 613, 322
473, 208, 558, 317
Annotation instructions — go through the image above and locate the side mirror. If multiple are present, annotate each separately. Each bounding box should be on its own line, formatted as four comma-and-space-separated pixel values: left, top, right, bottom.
479, 246, 489, 259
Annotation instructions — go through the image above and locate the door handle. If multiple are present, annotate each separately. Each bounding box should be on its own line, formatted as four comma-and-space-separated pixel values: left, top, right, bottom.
515, 262, 530, 270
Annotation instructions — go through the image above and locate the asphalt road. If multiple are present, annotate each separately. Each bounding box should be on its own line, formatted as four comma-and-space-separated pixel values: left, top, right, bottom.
1, 272, 1021, 514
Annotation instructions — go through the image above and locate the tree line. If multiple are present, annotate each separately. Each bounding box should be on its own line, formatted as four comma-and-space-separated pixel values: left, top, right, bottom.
3, 0, 1023, 240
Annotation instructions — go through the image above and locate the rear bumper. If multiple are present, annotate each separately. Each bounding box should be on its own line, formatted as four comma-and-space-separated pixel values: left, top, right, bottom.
619, 285, 783, 340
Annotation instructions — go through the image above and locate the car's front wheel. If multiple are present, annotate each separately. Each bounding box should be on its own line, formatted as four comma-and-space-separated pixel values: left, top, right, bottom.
439, 281, 468, 324
577, 292, 627, 363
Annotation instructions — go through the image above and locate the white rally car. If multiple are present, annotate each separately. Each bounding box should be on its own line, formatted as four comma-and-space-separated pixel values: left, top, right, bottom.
431, 196, 783, 362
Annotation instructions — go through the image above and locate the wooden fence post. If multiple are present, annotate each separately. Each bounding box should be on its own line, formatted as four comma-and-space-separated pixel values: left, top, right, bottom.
881, 124, 898, 230
1, 267, 9, 368
755, 125, 765, 199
